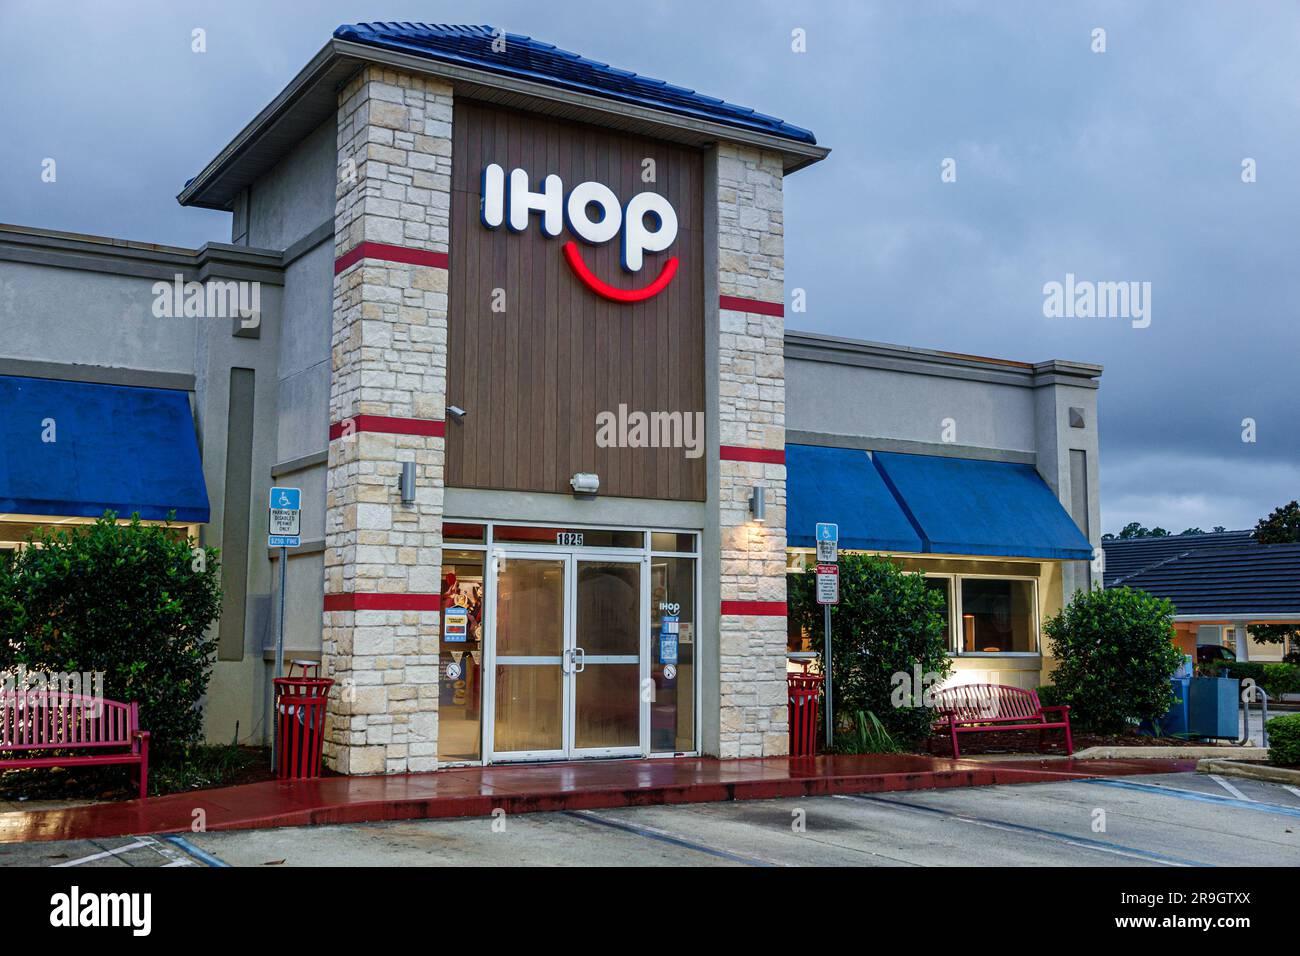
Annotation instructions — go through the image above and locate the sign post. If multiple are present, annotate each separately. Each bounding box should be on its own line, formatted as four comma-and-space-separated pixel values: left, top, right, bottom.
815, 523, 839, 750
268, 487, 301, 770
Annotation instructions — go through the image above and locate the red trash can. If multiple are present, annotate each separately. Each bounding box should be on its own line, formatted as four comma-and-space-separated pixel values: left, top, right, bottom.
274, 662, 334, 779
787, 672, 824, 757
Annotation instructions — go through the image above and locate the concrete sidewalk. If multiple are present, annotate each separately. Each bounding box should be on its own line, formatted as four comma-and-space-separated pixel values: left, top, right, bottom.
0, 753, 1193, 844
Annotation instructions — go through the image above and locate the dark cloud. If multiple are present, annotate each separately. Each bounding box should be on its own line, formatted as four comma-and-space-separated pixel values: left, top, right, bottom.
2, 1, 1295, 533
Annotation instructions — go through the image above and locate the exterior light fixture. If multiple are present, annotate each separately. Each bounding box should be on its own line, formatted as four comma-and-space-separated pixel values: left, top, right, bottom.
749, 484, 765, 523
570, 472, 600, 495
448, 405, 467, 422
400, 461, 416, 504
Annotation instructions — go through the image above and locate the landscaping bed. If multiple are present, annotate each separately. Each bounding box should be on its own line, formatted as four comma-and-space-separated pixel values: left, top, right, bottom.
0, 744, 273, 805
923, 728, 1193, 757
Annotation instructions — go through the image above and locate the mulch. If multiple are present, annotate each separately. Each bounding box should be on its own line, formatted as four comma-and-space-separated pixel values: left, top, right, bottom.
0, 745, 274, 803
922, 728, 1188, 757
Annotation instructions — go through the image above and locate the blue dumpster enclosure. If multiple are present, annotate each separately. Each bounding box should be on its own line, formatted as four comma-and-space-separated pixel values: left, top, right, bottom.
1188, 676, 1239, 740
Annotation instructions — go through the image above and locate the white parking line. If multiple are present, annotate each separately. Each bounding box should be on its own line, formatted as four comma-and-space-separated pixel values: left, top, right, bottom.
835, 793, 1200, 866
138, 835, 196, 867
1208, 774, 1253, 802
1284, 786, 1300, 802
53, 840, 149, 867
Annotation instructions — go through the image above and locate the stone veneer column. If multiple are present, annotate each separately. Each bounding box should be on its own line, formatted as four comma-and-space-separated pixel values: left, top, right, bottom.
324, 67, 453, 774
714, 144, 789, 758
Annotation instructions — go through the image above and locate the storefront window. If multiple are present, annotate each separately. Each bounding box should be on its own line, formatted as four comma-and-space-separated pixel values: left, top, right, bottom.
923, 577, 955, 652
650, 556, 695, 753
494, 525, 642, 548
959, 578, 1037, 653
443, 522, 486, 544
651, 532, 697, 552
439, 549, 486, 762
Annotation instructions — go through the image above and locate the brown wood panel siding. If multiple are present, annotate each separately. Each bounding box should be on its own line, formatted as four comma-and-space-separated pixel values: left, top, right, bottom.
447, 101, 706, 501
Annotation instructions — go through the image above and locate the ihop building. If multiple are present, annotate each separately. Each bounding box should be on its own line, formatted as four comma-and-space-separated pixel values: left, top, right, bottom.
0, 24, 1099, 773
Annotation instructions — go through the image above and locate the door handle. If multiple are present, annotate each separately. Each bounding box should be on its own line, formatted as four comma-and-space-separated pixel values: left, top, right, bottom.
573, 647, 586, 673
561, 649, 573, 675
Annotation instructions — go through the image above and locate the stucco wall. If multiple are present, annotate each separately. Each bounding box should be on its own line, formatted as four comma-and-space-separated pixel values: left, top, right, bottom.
787, 357, 1037, 454
0, 261, 198, 373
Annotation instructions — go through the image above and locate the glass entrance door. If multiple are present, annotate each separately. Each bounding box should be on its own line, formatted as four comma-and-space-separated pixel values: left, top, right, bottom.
571, 559, 644, 756
486, 551, 646, 761
490, 554, 568, 760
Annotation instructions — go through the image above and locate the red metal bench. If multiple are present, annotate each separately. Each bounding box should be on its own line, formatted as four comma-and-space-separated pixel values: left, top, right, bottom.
0, 693, 150, 799
933, 683, 1072, 759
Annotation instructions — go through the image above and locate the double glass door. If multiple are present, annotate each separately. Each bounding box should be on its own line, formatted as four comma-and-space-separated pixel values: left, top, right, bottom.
487, 551, 646, 761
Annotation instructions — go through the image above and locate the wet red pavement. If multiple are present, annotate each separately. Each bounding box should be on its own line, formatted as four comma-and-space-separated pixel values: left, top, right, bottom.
0, 754, 1194, 844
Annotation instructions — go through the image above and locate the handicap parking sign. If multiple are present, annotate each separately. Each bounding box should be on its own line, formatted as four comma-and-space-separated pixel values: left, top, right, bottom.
816, 522, 838, 562
268, 486, 302, 548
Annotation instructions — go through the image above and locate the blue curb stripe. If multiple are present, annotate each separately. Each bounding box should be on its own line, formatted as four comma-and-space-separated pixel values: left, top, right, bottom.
161, 834, 232, 867
1079, 777, 1300, 818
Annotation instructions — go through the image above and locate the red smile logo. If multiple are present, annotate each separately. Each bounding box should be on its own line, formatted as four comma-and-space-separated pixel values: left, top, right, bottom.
562, 242, 679, 303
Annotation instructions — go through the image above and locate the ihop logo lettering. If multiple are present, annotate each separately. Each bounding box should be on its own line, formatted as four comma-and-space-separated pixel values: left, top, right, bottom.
480, 164, 679, 302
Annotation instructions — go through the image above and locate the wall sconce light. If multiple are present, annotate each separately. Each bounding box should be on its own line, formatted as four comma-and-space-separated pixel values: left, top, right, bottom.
570, 472, 600, 495
749, 484, 765, 523
448, 405, 467, 423
400, 461, 416, 504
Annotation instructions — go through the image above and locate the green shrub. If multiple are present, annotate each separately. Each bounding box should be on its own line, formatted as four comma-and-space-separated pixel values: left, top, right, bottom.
836, 710, 905, 755
1043, 586, 1183, 734
1035, 683, 1066, 709
788, 553, 951, 747
0, 513, 221, 748
1266, 714, 1300, 767
1205, 660, 1300, 698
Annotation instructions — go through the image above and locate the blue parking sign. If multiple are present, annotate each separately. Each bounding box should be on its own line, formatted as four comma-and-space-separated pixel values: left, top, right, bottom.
271, 487, 300, 511
268, 486, 302, 548
816, 522, 838, 543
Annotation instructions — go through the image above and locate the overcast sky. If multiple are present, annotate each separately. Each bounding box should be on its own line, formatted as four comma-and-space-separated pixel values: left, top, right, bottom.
2, 1, 1296, 535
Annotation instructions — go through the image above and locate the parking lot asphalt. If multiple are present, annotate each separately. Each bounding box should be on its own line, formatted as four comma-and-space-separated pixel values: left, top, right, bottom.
3, 771, 1296, 867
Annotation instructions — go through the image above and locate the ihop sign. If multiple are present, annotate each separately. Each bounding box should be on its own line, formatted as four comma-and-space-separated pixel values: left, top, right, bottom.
480, 163, 679, 302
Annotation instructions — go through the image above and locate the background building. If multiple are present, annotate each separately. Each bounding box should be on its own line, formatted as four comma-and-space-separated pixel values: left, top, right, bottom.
1103, 531, 1300, 661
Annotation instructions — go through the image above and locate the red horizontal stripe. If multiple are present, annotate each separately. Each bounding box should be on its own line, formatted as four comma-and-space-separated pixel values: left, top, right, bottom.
720, 600, 787, 617
719, 294, 783, 317
334, 241, 450, 275
325, 593, 442, 612
329, 415, 445, 440
720, 445, 786, 464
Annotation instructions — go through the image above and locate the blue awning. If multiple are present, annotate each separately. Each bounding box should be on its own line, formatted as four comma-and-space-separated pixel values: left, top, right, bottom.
871, 452, 1092, 560
0, 375, 210, 523
786, 444, 925, 553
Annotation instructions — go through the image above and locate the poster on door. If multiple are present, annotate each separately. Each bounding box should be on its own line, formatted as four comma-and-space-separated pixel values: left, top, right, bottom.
443, 607, 469, 642
659, 614, 679, 665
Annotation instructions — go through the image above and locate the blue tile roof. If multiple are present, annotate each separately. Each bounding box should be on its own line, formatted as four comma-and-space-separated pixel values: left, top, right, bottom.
1102, 533, 1300, 616
334, 22, 817, 145
1102, 531, 1254, 587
